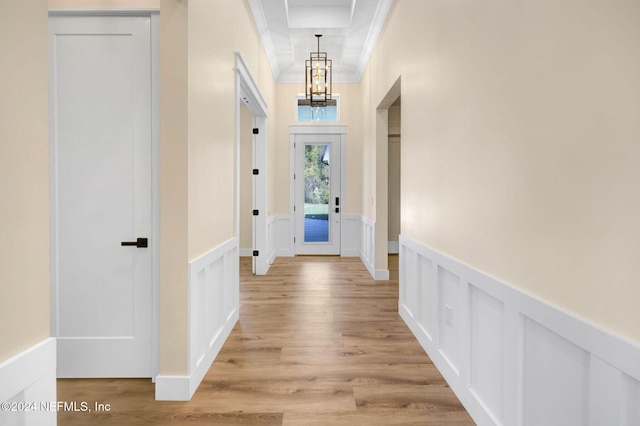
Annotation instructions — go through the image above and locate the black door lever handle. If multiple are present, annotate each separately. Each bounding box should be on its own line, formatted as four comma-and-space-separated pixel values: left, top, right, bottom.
121, 237, 148, 248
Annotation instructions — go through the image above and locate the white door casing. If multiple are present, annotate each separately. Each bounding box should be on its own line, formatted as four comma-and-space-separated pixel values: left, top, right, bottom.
236, 53, 269, 275
50, 15, 154, 378
292, 131, 342, 255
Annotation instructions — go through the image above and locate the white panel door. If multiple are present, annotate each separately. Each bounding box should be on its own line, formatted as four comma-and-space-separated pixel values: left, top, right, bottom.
50, 16, 152, 377
294, 134, 341, 255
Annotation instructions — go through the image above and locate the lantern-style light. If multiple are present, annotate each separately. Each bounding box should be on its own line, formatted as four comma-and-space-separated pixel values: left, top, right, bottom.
305, 34, 332, 107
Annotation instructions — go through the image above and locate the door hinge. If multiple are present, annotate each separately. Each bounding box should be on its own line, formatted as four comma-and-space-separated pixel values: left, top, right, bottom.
253, 169, 259, 175
294, 237, 296, 243
253, 250, 259, 257
294, 205, 296, 212
252, 209, 259, 216
253, 128, 259, 134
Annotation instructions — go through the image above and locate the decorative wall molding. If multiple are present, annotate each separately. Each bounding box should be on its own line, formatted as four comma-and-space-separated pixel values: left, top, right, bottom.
398, 235, 640, 425
342, 214, 361, 257
360, 216, 376, 278
272, 215, 293, 257
0, 338, 57, 425
156, 238, 239, 401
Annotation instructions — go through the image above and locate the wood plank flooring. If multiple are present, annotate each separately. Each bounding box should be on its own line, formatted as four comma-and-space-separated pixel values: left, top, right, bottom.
58, 255, 474, 425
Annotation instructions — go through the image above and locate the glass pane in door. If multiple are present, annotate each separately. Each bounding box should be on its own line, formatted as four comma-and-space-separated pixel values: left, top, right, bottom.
304, 144, 330, 243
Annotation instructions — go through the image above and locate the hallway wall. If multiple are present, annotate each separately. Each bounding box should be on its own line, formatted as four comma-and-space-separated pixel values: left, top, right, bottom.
367, 0, 640, 345
273, 83, 363, 217
0, 0, 50, 365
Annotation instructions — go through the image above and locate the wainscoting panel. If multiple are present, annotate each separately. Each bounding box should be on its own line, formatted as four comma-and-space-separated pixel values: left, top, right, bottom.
418, 255, 435, 341
0, 338, 57, 426
438, 266, 461, 374
156, 238, 239, 401
273, 215, 293, 257
522, 317, 589, 426
469, 285, 504, 422
342, 214, 361, 257
399, 235, 640, 426
622, 373, 640, 425
267, 216, 276, 264
360, 217, 375, 278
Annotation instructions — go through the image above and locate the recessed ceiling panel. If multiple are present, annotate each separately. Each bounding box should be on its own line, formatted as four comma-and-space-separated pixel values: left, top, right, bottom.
248, 0, 394, 83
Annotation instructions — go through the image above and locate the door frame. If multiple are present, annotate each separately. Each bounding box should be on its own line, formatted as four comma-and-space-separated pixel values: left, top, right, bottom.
235, 53, 269, 274
48, 10, 161, 379
289, 125, 346, 255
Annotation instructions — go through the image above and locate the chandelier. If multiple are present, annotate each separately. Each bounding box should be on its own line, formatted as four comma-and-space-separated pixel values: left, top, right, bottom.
305, 34, 332, 107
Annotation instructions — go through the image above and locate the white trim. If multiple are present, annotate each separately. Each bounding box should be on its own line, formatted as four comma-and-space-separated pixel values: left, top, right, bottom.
246, 0, 279, 80
398, 234, 640, 426
341, 214, 361, 257
156, 238, 239, 401
388, 240, 399, 254
273, 215, 294, 257
375, 269, 390, 280
150, 11, 161, 384
289, 124, 346, 135
0, 338, 57, 426
360, 216, 376, 278
154, 376, 190, 402
48, 9, 159, 16
239, 248, 253, 257
356, 0, 394, 80
235, 53, 268, 276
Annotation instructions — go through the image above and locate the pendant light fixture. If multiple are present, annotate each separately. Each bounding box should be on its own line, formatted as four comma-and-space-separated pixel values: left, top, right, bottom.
305, 34, 332, 107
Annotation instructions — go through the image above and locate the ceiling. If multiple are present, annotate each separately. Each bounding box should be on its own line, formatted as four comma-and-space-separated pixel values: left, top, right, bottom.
247, 0, 394, 84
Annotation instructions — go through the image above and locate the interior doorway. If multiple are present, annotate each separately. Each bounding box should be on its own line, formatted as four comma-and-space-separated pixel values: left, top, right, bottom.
239, 105, 254, 265
235, 54, 268, 274
388, 97, 401, 254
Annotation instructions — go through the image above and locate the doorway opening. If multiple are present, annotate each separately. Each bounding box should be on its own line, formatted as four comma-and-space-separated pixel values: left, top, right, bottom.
388, 97, 401, 255
235, 54, 268, 274
372, 76, 401, 279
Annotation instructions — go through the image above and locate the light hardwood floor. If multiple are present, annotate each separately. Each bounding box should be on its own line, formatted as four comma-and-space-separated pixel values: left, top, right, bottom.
58, 255, 474, 425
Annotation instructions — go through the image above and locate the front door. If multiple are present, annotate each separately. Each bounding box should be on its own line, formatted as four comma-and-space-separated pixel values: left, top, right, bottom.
294, 134, 341, 255
50, 15, 153, 377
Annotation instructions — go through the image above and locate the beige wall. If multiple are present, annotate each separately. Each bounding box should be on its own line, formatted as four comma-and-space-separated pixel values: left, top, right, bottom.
273, 83, 363, 215
368, 0, 640, 344
159, 0, 189, 376
0, 0, 50, 362
187, 0, 275, 259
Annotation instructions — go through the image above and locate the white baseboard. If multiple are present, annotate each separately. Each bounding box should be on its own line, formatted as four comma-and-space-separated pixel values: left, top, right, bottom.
239, 248, 252, 257
399, 235, 640, 426
388, 240, 399, 254
0, 338, 57, 426
156, 238, 239, 401
375, 269, 390, 280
